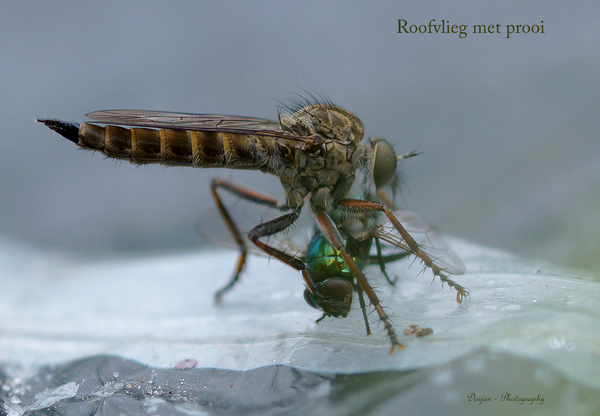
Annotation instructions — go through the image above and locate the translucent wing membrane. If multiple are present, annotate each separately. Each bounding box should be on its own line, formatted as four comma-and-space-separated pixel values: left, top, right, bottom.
86, 110, 277, 130
85, 110, 312, 140
196, 196, 311, 258
375, 211, 466, 275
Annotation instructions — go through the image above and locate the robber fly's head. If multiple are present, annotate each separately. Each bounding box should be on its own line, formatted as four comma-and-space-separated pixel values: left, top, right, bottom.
303, 278, 353, 318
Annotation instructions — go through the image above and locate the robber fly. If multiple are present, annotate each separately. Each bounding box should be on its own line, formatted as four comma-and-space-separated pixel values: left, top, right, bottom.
38, 94, 468, 351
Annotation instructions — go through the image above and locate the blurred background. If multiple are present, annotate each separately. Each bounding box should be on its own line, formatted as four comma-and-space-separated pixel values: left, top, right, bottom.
2, 0, 600, 271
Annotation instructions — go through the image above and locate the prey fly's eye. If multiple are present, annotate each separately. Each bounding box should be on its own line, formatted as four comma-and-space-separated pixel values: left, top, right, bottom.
303, 278, 353, 310
304, 287, 320, 310
371, 138, 398, 189
322, 278, 353, 303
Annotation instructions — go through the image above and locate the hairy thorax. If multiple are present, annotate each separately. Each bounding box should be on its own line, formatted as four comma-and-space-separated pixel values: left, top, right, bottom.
273, 104, 365, 212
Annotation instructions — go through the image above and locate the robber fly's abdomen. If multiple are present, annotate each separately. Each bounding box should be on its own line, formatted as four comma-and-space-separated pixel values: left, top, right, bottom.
78, 123, 283, 170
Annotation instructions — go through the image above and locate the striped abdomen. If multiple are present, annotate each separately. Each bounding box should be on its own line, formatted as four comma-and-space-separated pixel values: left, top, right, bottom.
39, 119, 289, 172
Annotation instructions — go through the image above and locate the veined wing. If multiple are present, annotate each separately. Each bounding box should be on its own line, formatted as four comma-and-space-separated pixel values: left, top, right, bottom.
375, 211, 466, 275
85, 110, 317, 142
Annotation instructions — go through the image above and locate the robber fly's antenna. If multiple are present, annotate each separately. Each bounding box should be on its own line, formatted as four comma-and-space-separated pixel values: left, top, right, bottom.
397, 149, 422, 162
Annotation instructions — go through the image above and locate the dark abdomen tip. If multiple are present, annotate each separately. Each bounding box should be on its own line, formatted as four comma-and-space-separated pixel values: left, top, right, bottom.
37, 119, 80, 144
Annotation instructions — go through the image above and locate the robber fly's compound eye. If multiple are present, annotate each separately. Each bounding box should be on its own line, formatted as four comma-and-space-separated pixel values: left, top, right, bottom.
371, 139, 398, 189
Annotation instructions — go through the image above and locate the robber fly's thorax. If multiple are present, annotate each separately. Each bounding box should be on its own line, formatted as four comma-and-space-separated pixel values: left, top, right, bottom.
277, 104, 366, 211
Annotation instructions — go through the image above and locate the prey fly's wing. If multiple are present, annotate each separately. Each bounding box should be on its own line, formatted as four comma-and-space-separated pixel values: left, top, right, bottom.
374, 210, 465, 275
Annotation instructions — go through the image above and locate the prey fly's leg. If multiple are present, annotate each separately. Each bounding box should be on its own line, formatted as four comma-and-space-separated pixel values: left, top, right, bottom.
210, 179, 287, 302
355, 283, 372, 336
339, 199, 469, 303
315, 211, 404, 351
370, 236, 409, 286
367, 251, 411, 265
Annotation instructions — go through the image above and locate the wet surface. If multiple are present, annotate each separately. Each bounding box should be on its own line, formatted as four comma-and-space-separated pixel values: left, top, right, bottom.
1, 237, 600, 414
2, 350, 600, 416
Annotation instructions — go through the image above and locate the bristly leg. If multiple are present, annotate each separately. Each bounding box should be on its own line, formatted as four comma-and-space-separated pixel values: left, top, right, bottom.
338, 199, 469, 303
208, 180, 384, 344
209, 179, 288, 303
315, 211, 404, 352
355, 283, 372, 336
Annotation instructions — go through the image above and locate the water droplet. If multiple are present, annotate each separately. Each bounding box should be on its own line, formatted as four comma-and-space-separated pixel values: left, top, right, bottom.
463, 354, 486, 374
548, 336, 565, 349
431, 369, 453, 386
534, 366, 557, 389
175, 359, 198, 370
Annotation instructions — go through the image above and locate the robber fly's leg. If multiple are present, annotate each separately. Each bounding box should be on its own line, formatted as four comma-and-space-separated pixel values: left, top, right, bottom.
242, 208, 345, 321
247, 210, 328, 306
376, 189, 397, 210
355, 283, 372, 336
315, 211, 404, 352
246, 209, 304, 268
210, 179, 286, 303
339, 199, 469, 304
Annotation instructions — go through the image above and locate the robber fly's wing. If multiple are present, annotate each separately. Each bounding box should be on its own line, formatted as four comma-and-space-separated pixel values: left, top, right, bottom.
86, 110, 278, 131
375, 210, 466, 275
85, 110, 317, 143
196, 197, 310, 258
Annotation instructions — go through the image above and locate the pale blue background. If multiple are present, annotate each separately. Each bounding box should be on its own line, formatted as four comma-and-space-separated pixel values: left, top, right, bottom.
2, 0, 600, 271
